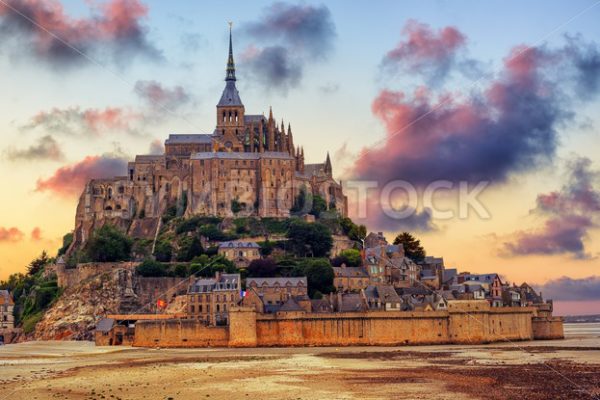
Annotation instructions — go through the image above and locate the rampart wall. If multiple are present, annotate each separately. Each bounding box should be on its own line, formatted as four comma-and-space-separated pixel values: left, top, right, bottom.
129, 301, 561, 348
532, 317, 564, 340
133, 319, 229, 347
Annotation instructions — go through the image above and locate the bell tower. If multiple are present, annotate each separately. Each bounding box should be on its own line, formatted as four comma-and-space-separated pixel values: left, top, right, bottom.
216, 22, 245, 151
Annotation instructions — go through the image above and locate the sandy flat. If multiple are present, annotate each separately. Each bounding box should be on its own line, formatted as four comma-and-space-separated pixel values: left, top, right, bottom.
1, 333, 599, 400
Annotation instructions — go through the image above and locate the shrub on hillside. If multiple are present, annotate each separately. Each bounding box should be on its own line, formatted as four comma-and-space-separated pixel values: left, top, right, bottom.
136, 259, 170, 277
287, 220, 333, 258
85, 225, 132, 263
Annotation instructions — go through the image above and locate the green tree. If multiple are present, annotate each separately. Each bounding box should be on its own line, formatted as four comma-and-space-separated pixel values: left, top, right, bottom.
301, 259, 334, 298
287, 220, 333, 258
85, 225, 132, 262
27, 251, 51, 275
136, 259, 169, 277
247, 258, 277, 277
173, 264, 189, 277
393, 232, 426, 262
331, 249, 362, 268
57, 233, 73, 256
231, 198, 243, 215
310, 195, 327, 217
176, 236, 203, 262
154, 240, 173, 262
290, 186, 307, 214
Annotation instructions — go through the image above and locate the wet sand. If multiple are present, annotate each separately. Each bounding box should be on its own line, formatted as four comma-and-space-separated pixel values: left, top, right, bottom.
1, 333, 599, 400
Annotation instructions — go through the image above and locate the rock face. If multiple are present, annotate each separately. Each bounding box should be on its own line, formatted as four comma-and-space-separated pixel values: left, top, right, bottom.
35, 269, 138, 341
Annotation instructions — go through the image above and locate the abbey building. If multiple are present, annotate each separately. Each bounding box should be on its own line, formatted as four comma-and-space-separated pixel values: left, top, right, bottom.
72, 28, 347, 247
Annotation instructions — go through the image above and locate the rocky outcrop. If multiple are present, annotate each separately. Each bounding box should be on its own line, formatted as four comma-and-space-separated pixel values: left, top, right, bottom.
34, 269, 139, 341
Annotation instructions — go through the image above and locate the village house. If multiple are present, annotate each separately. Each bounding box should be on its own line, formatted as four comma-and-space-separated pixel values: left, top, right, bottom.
364, 231, 388, 248
419, 256, 445, 289
187, 272, 241, 325
0, 290, 14, 330
363, 285, 402, 311
244, 277, 309, 312
217, 240, 261, 268
364, 244, 420, 288
332, 263, 370, 292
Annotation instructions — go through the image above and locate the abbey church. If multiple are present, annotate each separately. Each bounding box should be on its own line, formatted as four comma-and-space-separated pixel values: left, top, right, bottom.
71, 28, 347, 247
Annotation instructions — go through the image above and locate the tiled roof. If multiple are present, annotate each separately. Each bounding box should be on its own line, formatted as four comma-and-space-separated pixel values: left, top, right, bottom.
165, 134, 213, 144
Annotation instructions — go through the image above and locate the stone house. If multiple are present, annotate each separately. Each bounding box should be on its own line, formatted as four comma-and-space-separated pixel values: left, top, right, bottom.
244, 277, 308, 310
364, 244, 420, 288
364, 285, 402, 311
187, 273, 241, 325
217, 241, 261, 268
0, 290, 14, 330
332, 264, 370, 292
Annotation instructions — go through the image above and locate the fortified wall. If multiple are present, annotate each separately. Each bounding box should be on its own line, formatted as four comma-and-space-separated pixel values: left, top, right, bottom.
131, 301, 562, 348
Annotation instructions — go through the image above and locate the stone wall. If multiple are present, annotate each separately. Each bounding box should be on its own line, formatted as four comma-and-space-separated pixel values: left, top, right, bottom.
133, 319, 228, 347
130, 300, 561, 348
532, 317, 564, 340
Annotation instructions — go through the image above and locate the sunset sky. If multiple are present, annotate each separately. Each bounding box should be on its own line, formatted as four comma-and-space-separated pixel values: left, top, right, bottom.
0, 0, 599, 315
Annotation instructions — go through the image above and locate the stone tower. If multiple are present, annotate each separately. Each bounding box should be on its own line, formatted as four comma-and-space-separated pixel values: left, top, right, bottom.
216, 23, 245, 152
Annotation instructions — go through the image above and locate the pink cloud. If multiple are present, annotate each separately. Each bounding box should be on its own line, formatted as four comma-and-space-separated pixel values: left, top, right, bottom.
0, 227, 25, 242
35, 154, 127, 197
24, 106, 140, 136
0, 0, 160, 64
134, 80, 190, 110
30, 227, 42, 241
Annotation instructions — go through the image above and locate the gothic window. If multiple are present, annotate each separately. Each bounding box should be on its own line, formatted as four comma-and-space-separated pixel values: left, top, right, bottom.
107, 187, 113, 199
222, 111, 226, 122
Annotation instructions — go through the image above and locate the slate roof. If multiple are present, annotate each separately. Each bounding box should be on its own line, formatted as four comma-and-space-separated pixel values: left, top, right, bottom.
218, 241, 260, 249
246, 277, 307, 287
189, 274, 240, 293
332, 266, 368, 278
304, 163, 325, 177
364, 285, 401, 303
134, 155, 164, 162
165, 134, 213, 144
96, 318, 115, 333
217, 80, 243, 106
244, 115, 265, 123
278, 297, 305, 312
311, 298, 333, 313
191, 151, 293, 160
339, 293, 367, 312
461, 273, 499, 285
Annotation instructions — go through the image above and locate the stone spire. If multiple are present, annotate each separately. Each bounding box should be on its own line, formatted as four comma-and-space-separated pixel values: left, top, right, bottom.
267, 106, 275, 150
287, 123, 294, 155
325, 151, 332, 176
226, 22, 236, 81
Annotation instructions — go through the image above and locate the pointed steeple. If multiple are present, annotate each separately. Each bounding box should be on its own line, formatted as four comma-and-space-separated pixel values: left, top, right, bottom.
287, 123, 294, 155
325, 151, 332, 176
226, 22, 236, 81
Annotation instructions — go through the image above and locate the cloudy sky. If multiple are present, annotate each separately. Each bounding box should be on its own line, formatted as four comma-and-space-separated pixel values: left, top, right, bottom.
0, 0, 599, 315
